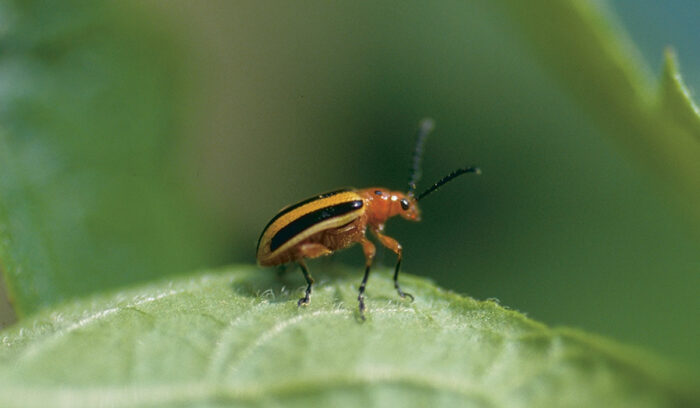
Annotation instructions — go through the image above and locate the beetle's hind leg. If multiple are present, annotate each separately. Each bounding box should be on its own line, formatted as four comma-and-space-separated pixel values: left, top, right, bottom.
294, 243, 332, 307
296, 260, 313, 306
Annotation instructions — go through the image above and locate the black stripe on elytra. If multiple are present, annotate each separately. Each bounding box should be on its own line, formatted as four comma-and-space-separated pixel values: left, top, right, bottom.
257, 188, 350, 251
269, 200, 363, 252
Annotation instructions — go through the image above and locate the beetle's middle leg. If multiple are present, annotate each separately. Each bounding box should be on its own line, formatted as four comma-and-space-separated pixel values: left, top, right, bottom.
294, 243, 331, 307
373, 230, 414, 302
358, 237, 376, 320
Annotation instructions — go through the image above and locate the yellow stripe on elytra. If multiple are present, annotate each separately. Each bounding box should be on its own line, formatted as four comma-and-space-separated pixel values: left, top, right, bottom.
266, 208, 363, 259
266, 191, 361, 235
259, 191, 364, 259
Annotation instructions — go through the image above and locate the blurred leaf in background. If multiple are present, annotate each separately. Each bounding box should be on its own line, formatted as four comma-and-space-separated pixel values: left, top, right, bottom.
0, 1, 219, 316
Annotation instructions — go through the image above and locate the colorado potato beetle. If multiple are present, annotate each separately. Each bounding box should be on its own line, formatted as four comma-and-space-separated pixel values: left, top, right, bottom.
256, 119, 480, 319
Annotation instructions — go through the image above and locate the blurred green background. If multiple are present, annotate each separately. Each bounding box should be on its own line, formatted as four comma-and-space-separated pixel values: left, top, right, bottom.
0, 0, 698, 372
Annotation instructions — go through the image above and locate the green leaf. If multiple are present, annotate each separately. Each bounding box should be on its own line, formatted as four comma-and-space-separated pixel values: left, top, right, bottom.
659, 48, 700, 137
496, 0, 700, 232
0, 266, 696, 408
0, 1, 212, 315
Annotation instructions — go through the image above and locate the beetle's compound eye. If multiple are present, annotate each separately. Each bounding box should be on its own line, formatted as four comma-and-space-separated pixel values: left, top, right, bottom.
400, 198, 410, 211
374, 190, 383, 196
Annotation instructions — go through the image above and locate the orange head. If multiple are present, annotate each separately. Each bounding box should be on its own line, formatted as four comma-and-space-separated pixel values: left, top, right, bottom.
359, 188, 421, 227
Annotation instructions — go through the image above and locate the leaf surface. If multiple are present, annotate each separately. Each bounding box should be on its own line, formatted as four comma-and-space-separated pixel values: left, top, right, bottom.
0, 266, 696, 408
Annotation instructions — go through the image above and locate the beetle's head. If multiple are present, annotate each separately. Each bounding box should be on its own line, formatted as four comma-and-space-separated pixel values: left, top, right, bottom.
364, 189, 421, 224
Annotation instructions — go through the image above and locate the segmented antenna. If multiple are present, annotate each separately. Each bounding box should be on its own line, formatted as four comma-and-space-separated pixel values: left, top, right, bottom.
407, 118, 435, 196
417, 166, 481, 201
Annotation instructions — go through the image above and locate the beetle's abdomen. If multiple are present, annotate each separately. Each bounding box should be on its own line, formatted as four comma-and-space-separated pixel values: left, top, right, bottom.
257, 189, 365, 265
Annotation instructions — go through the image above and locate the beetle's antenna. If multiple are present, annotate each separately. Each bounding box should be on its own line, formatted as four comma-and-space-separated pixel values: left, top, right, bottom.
407, 118, 435, 197
416, 166, 481, 201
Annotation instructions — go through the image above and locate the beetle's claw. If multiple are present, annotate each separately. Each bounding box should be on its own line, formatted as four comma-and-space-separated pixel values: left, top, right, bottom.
297, 297, 309, 307
398, 290, 415, 302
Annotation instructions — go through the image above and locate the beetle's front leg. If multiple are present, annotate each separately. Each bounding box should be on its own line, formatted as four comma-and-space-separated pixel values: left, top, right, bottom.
372, 229, 414, 302
358, 237, 376, 320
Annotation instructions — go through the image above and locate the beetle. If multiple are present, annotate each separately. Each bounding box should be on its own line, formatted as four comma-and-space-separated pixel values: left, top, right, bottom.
256, 119, 480, 319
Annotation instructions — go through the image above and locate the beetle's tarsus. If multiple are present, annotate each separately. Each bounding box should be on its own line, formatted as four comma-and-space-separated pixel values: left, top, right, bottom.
356, 264, 371, 321
357, 295, 367, 321
397, 287, 415, 302
391, 256, 414, 302
297, 261, 313, 308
